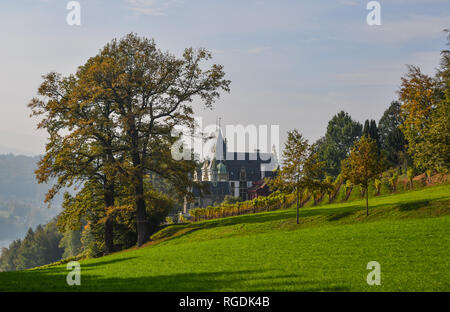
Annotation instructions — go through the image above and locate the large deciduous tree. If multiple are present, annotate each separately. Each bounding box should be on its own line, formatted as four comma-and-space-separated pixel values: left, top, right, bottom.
28, 71, 121, 253
29, 70, 124, 254
398, 52, 449, 173
397, 65, 440, 170
30, 33, 231, 248
89, 34, 230, 246
397, 32, 450, 173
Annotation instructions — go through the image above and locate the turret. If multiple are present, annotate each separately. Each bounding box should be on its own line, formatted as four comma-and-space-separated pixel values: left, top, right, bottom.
217, 161, 228, 181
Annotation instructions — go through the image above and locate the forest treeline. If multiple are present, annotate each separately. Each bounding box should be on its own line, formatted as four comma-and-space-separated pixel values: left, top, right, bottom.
0, 220, 63, 271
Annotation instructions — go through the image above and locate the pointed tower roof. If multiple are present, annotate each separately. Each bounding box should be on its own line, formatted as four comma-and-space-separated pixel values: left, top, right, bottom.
210, 124, 226, 161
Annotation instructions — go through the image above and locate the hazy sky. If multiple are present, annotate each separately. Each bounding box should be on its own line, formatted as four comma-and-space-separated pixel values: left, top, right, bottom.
0, 0, 448, 155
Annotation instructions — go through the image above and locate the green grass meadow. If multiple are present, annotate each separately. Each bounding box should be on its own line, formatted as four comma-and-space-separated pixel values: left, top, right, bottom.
1, 184, 449, 291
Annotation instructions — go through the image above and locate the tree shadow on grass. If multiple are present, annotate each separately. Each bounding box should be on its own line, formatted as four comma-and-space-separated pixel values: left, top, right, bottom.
398, 200, 430, 211
79, 256, 139, 269
0, 267, 351, 292
152, 210, 298, 241
0, 257, 137, 280
327, 211, 354, 221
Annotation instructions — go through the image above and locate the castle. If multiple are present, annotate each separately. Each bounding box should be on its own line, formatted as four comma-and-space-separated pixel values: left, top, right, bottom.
183, 127, 279, 213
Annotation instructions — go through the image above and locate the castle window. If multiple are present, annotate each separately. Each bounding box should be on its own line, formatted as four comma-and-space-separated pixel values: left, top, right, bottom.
240, 168, 246, 181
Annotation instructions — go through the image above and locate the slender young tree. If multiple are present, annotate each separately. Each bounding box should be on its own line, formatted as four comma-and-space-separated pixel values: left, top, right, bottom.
341, 136, 384, 216
269, 130, 327, 224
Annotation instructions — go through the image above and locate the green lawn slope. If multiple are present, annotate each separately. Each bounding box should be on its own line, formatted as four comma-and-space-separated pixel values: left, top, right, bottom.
1, 184, 449, 292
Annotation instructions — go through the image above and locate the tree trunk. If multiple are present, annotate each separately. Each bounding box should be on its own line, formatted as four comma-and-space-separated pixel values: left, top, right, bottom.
105, 218, 114, 254
104, 181, 115, 254
296, 188, 299, 225
404, 157, 408, 175
365, 186, 369, 216
135, 177, 148, 247
129, 135, 149, 247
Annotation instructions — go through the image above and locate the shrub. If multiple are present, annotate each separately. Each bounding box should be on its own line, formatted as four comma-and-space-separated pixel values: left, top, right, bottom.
374, 179, 382, 195
425, 169, 432, 184
222, 195, 241, 205
388, 172, 399, 192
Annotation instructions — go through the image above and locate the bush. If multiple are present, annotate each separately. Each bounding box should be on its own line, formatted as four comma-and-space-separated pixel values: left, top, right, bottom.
178, 214, 186, 224
222, 195, 241, 205
374, 179, 382, 195
388, 171, 399, 192
145, 190, 175, 235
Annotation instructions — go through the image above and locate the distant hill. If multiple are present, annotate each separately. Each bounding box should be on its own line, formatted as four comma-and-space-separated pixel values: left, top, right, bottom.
0, 154, 62, 250
0, 154, 48, 201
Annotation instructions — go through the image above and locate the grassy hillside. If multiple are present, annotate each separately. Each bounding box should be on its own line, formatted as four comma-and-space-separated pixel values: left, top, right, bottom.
0, 184, 449, 291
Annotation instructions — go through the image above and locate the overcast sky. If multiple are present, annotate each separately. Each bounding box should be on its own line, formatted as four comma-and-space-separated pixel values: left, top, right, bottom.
0, 0, 448, 155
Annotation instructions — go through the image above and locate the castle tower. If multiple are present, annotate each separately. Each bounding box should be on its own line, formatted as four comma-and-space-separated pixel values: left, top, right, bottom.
217, 161, 228, 181
213, 127, 226, 161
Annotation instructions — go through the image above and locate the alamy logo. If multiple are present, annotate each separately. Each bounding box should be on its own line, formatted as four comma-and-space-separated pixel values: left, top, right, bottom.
366, 261, 381, 285
66, 261, 81, 286
66, 1, 81, 26
366, 1, 381, 26
170, 117, 279, 165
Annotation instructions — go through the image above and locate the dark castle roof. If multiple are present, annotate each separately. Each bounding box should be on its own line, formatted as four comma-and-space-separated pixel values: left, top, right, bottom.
225, 151, 276, 181
192, 181, 231, 197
